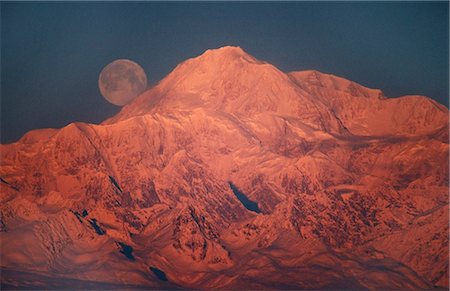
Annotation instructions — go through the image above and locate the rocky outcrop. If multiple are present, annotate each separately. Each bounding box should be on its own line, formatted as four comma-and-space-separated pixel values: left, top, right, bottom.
0, 46, 447, 289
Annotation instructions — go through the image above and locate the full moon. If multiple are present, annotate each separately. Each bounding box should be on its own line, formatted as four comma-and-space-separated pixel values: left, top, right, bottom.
99, 59, 147, 106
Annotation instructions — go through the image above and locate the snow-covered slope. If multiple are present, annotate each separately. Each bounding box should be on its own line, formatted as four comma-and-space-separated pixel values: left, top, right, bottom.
1, 46, 448, 289
289, 70, 448, 136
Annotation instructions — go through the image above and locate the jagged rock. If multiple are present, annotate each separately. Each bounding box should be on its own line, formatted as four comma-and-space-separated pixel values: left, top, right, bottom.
0, 46, 447, 289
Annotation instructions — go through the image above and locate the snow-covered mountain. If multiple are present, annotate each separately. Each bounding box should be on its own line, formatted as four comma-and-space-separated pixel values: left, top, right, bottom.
1, 46, 448, 289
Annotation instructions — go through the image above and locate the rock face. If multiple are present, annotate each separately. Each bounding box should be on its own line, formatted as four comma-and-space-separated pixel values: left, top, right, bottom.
1, 46, 448, 289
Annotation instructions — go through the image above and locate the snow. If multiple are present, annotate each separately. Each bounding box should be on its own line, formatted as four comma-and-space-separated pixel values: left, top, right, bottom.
1, 46, 448, 289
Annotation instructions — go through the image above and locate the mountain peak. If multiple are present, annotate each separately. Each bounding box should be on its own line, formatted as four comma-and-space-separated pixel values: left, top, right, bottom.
2, 46, 449, 289
110, 45, 344, 132
107, 47, 447, 138
189, 45, 263, 66
203, 46, 248, 58
205, 45, 246, 55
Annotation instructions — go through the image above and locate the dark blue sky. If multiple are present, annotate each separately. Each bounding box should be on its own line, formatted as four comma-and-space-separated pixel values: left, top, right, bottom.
1, 2, 448, 143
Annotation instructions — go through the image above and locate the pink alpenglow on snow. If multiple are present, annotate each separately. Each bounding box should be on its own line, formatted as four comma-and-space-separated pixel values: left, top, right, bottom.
1, 46, 448, 289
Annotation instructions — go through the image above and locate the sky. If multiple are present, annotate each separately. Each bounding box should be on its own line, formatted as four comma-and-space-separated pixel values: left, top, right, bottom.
1, 1, 448, 143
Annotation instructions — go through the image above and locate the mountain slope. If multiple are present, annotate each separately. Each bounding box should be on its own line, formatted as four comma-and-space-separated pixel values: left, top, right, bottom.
1, 46, 448, 289
289, 70, 448, 136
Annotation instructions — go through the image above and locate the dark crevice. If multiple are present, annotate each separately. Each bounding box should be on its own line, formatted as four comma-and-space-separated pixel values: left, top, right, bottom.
149, 267, 168, 281
0, 177, 19, 191
108, 176, 123, 193
88, 218, 106, 235
118, 242, 135, 260
0, 217, 7, 232
70, 210, 83, 223
228, 182, 261, 214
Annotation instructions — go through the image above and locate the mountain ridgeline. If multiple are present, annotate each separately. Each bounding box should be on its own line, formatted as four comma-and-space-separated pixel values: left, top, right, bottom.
0, 46, 448, 289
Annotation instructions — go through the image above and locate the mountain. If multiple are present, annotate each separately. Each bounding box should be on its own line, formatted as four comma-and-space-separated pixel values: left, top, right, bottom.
1, 46, 448, 289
